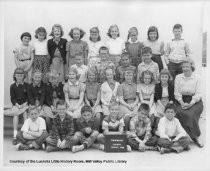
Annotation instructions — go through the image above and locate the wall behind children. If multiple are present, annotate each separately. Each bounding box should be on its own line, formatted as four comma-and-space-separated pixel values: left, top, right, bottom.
3, 0, 205, 106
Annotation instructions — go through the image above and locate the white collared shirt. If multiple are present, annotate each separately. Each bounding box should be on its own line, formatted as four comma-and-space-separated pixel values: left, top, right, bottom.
174, 72, 202, 104
158, 116, 186, 139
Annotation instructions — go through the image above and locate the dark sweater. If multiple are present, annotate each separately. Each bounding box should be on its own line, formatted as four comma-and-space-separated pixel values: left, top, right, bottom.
154, 81, 175, 102
10, 82, 28, 105
47, 38, 67, 64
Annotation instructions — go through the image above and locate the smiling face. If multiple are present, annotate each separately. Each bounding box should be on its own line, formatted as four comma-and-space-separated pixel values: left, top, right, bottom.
22, 36, 30, 46
109, 105, 119, 120
105, 68, 114, 81
87, 71, 96, 82
138, 109, 149, 121
160, 74, 169, 84
124, 71, 133, 83
57, 104, 66, 119
182, 62, 192, 75
129, 31, 138, 42
68, 71, 77, 82
15, 73, 24, 83
165, 108, 175, 121
73, 29, 80, 41
49, 76, 59, 86
173, 28, 182, 39
142, 52, 152, 64
53, 27, 61, 38
149, 31, 158, 41
110, 26, 119, 39
33, 72, 42, 85
143, 74, 152, 85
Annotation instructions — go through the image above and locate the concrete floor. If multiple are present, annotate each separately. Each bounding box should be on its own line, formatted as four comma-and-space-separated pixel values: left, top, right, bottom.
2, 117, 208, 171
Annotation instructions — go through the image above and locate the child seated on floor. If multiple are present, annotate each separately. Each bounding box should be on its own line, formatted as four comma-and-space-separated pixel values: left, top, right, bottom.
157, 103, 191, 154
71, 105, 100, 153
15, 106, 48, 150
127, 103, 158, 152
45, 100, 78, 152
95, 102, 132, 151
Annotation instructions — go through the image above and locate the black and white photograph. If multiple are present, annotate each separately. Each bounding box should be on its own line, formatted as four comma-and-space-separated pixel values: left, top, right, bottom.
0, 0, 210, 170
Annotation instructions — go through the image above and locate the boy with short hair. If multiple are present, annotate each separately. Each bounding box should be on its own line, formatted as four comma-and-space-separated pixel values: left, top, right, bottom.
95, 103, 132, 151
157, 103, 191, 154
16, 106, 48, 150
45, 100, 77, 152
72, 105, 100, 153
71, 54, 88, 83
164, 24, 190, 80
137, 47, 159, 83
115, 52, 136, 83
127, 103, 158, 152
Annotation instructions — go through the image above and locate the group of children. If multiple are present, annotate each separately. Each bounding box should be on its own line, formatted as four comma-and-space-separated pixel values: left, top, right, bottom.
6, 23, 198, 154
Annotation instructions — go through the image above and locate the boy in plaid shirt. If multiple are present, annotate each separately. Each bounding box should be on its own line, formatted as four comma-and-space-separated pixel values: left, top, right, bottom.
127, 103, 158, 152
45, 100, 78, 152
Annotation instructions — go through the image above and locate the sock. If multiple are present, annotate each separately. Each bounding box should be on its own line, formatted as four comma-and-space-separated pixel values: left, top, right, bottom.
29, 144, 33, 148
13, 130, 17, 138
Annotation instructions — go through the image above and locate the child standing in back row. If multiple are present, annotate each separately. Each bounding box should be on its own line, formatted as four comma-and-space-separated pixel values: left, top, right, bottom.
164, 24, 190, 80
48, 24, 67, 83
143, 26, 165, 72
106, 25, 125, 67
66, 27, 89, 67
14, 32, 34, 83
125, 27, 144, 68
33, 27, 49, 83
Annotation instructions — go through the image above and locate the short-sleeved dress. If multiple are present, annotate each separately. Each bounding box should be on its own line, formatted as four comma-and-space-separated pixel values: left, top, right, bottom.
137, 83, 156, 116
63, 80, 86, 118
66, 40, 89, 66
85, 81, 102, 113
117, 82, 139, 117
14, 44, 34, 83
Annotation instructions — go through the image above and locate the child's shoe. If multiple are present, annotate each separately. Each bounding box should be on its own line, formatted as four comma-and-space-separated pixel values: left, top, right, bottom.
159, 147, 171, 154
92, 143, 105, 151
185, 145, 191, 151
145, 146, 159, 151
12, 138, 18, 145
16, 143, 29, 151
46, 145, 60, 152
72, 145, 84, 153
41, 143, 46, 150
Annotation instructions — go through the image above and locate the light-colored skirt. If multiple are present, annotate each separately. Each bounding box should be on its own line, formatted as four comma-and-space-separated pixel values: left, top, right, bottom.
4, 105, 28, 116
93, 105, 103, 114
39, 105, 56, 118
66, 99, 84, 118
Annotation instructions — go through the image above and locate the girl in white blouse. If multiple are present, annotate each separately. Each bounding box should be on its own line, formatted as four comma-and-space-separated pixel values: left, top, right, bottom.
175, 58, 204, 148
101, 66, 120, 116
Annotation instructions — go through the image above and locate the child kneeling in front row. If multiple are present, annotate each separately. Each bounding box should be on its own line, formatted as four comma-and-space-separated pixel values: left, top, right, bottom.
95, 102, 132, 152
127, 103, 158, 152
16, 106, 48, 150
45, 100, 79, 152
157, 103, 191, 154
72, 105, 100, 153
